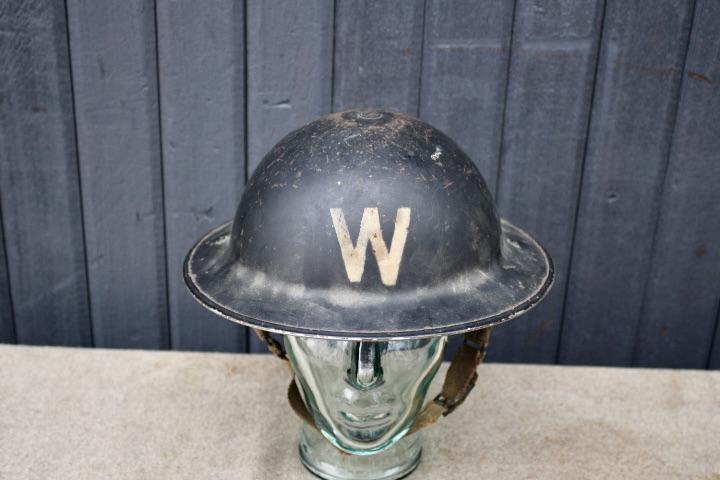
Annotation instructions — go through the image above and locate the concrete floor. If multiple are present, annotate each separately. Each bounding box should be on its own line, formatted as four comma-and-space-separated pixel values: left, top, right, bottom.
1, 345, 718, 479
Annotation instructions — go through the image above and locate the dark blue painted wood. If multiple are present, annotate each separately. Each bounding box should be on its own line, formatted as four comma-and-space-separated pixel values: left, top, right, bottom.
419, 0, 514, 195
559, 0, 696, 366
246, 0, 334, 353
710, 309, 720, 369
156, 0, 248, 353
0, 0, 92, 346
419, 0, 515, 361
633, 0, 720, 369
66, 0, 168, 348
491, 0, 605, 363
0, 0, 718, 368
246, 0, 334, 174
333, 0, 425, 114
0, 206, 14, 343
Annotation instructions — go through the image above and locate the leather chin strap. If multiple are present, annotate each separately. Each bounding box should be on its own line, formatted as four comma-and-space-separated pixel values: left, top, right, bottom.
253, 328, 492, 437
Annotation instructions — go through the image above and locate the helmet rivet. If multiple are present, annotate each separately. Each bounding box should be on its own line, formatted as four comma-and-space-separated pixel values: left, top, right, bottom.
355, 110, 384, 121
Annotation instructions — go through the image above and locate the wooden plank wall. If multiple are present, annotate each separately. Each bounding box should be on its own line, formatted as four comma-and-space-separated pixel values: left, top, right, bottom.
156, 0, 247, 353
491, 0, 605, 363
245, 0, 334, 352
560, 0, 696, 366
0, 0, 718, 369
66, 0, 169, 349
635, 0, 720, 369
0, 0, 92, 346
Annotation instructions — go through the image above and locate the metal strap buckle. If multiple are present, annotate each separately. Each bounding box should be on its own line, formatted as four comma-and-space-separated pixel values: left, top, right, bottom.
464, 335, 488, 354
434, 371, 479, 416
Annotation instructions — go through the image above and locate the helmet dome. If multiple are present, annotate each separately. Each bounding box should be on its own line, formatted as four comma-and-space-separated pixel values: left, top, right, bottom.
184, 109, 553, 340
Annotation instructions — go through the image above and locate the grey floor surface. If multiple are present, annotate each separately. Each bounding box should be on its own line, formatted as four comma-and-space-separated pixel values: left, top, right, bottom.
1, 345, 718, 479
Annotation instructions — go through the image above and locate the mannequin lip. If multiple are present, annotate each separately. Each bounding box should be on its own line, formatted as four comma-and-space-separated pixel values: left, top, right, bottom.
338, 410, 392, 429
334, 419, 394, 443
332, 396, 403, 444
335, 390, 397, 431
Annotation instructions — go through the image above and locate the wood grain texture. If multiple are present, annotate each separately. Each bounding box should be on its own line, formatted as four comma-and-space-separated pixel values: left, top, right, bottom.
0, 208, 14, 343
559, 0, 695, 366
490, 0, 604, 363
419, 0, 514, 194
333, 0, 425, 114
66, 0, 168, 348
156, 0, 247, 352
246, 0, 334, 352
424, 0, 514, 361
246, 0, 333, 174
633, 0, 720, 368
0, 1, 718, 366
0, 0, 92, 346
711, 310, 720, 369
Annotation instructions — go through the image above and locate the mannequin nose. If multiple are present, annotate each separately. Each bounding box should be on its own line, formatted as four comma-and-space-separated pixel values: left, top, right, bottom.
350, 341, 383, 389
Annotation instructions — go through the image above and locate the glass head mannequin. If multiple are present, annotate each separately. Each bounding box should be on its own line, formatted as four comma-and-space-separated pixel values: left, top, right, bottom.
285, 335, 448, 480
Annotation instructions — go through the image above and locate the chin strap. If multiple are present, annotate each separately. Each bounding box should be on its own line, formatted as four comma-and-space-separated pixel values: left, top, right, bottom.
253, 327, 492, 436
407, 328, 492, 434
252, 329, 317, 428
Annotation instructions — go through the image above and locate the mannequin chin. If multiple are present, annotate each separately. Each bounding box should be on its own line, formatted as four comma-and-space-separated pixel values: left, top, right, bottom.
285, 336, 447, 454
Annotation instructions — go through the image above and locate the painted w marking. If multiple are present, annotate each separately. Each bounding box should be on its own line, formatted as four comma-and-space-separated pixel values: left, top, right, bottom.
330, 208, 411, 287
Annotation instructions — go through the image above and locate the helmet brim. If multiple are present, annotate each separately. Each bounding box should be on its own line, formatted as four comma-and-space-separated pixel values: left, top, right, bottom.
183, 219, 554, 340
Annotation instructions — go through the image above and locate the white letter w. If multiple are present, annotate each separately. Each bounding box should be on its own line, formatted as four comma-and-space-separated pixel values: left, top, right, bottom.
330, 208, 411, 287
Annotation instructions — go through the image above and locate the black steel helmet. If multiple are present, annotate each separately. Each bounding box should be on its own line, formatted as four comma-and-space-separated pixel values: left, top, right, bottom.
184, 109, 553, 340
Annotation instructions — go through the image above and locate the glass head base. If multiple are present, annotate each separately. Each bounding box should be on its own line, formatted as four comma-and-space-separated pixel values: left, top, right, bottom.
298, 424, 422, 480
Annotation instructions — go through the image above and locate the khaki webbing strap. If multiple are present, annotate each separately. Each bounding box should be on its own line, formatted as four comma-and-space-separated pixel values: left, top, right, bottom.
253, 327, 492, 436
253, 329, 317, 429
287, 374, 317, 427
408, 327, 492, 434
254, 329, 287, 360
